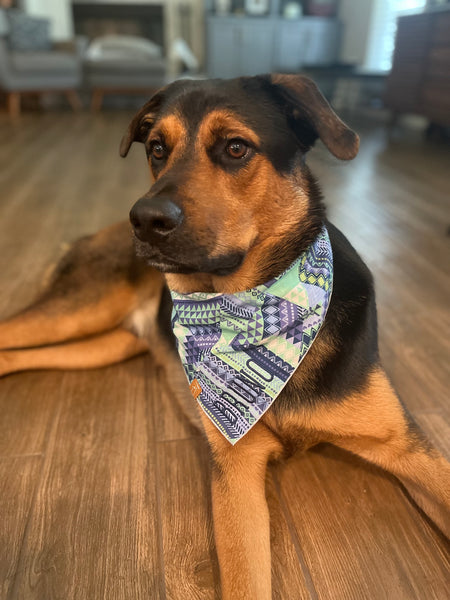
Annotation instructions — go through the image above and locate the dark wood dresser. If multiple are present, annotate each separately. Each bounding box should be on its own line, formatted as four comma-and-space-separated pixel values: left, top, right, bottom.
385, 8, 450, 126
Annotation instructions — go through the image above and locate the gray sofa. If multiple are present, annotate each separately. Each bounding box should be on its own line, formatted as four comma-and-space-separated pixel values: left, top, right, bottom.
0, 9, 86, 117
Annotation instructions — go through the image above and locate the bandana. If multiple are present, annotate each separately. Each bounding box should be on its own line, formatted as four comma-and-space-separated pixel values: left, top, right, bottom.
170, 227, 333, 445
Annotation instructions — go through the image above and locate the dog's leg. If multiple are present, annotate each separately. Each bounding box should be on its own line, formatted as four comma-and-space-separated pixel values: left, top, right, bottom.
311, 367, 450, 537
0, 286, 140, 351
200, 413, 283, 600
0, 327, 149, 377
0, 222, 162, 351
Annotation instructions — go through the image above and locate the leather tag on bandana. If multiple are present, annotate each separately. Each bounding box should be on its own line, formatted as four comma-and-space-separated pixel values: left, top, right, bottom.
190, 379, 202, 399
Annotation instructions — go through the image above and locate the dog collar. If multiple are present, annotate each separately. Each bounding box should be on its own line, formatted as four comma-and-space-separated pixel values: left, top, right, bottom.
170, 226, 333, 445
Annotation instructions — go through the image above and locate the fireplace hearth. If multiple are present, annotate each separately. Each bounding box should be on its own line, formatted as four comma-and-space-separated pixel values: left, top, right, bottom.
72, 2, 164, 51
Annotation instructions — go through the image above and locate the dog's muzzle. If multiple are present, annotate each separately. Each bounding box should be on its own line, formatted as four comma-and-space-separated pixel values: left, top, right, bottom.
129, 195, 183, 243
129, 193, 244, 275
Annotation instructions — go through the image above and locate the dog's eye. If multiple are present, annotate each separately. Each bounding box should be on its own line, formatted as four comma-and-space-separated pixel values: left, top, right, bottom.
226, 139, 248, 159
150, 141, 166, 160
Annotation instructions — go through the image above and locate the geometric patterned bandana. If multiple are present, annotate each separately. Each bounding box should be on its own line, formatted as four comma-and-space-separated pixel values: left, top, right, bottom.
170, 226, 333, 445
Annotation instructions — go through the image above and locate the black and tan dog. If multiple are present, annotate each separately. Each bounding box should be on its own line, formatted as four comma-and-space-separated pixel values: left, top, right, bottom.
0, 75, 449, 599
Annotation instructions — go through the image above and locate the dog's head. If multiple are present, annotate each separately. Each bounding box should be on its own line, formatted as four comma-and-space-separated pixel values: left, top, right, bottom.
121, 74, 358, 293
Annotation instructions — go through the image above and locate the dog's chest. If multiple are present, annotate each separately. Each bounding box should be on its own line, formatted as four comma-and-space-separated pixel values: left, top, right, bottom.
262, 406, 324, 456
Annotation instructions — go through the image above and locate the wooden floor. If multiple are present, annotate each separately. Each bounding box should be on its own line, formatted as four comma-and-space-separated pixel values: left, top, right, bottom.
0, 109, 449, 600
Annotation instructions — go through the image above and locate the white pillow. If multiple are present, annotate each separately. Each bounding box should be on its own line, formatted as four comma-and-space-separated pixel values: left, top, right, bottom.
86, 35, 162, 62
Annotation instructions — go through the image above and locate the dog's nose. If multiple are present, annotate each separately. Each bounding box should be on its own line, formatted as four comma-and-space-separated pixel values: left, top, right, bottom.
129, 196, 183, 241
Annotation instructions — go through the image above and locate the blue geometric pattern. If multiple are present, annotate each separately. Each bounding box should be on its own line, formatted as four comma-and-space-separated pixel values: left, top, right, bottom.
170, 227, 333, 444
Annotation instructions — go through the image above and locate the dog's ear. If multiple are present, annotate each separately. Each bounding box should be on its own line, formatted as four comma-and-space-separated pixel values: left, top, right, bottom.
269, 74, 359, 160
119, 90, 165, 157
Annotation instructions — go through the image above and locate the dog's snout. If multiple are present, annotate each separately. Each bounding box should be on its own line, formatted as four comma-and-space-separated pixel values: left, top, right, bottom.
130, 196, 183, 241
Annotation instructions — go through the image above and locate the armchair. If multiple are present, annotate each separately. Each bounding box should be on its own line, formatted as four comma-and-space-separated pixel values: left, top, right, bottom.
0, 9, 86, 117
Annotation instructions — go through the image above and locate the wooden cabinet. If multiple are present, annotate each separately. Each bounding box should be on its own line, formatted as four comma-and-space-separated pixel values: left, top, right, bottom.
207, 18, 276, 78
207, 20, 238, 79
207, 16, 340, 78
273, 21, 305, 71
385, 9, 450, 126
239, 20, 276, 76
274, 18, 341, 71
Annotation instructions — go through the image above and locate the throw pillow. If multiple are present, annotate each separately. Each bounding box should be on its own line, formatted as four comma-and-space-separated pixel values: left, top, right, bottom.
8, 10, 51, 52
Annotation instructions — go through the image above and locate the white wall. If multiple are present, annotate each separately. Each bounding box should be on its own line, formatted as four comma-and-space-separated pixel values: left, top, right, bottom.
338, 0, 375, 65
23, 0, 74, 41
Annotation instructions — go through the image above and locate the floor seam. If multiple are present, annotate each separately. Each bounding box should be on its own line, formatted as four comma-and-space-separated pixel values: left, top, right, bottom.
271, 468, 319, 600
7, 376, 66, 600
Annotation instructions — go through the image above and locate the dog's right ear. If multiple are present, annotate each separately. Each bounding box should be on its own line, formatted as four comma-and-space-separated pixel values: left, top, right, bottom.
119, 91, 165, 157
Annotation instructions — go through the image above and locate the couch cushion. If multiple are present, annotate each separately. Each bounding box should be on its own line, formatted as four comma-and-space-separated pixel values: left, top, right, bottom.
8, 10, 51, 51
86, 35, 162, 62
85, 56, 166, 75
11, 51, 79, 75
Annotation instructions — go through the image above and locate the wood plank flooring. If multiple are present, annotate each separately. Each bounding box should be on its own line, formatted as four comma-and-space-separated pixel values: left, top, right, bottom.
0, 110, 449, 599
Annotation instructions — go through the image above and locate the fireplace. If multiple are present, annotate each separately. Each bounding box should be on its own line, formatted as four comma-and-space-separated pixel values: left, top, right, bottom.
72, 2, 165, 51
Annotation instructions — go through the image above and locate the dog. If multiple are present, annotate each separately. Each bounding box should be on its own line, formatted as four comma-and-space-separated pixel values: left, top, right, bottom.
0, 74, 449, 599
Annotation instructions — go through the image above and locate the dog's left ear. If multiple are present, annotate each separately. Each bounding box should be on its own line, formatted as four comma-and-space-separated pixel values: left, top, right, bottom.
269, 74, 359, 160
119, 90, 165, 157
